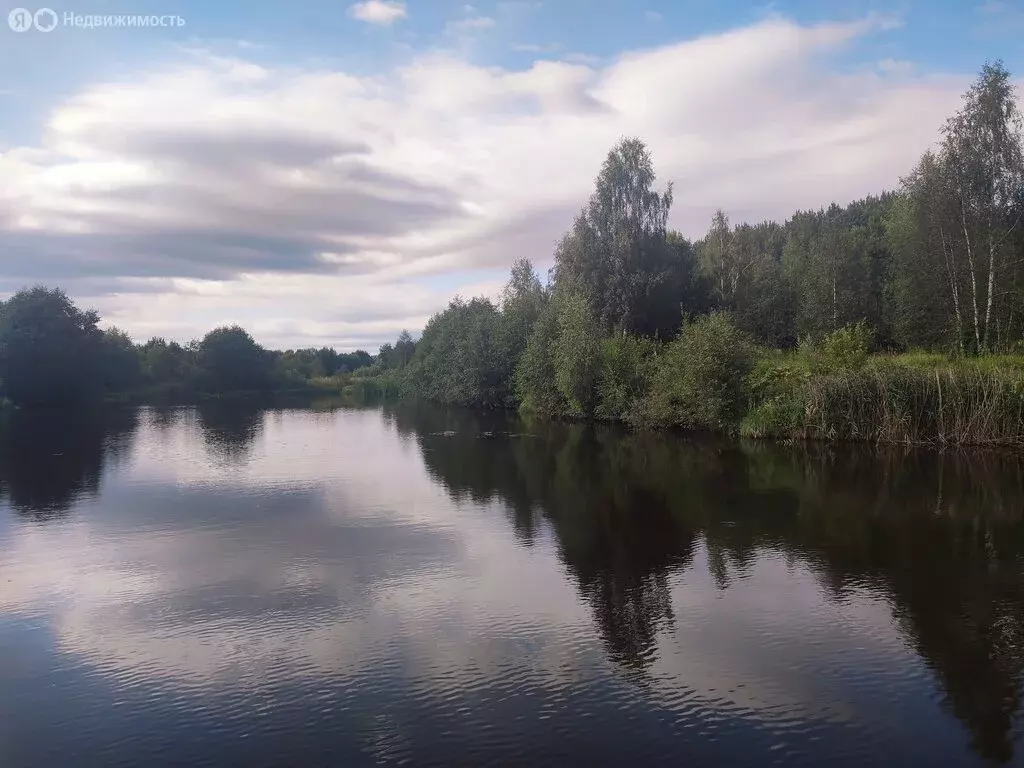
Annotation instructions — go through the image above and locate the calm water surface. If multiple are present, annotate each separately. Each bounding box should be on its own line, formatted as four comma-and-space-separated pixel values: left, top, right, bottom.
1, 400, 1023, 766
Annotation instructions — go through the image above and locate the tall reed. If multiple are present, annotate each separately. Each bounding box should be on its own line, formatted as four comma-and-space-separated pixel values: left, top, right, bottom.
797, 366, 1024, 447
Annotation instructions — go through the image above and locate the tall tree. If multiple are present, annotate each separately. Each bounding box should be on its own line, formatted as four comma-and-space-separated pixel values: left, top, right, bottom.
782, 204, 878, 341
0, 287, 106, 405
394, 330, 416, 368
196, 326, 275, 393
405, 298, 508, 407
887, 154, 966, 351
552, 137, 675, 335
97, 327, 142, 396
942, 60, 1024, 351
699, 209, 758, 306
698, 215, 792, 345
499, 258, 547, 386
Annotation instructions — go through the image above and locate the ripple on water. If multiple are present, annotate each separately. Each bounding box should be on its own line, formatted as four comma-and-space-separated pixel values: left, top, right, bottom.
0, 406, 1020, 767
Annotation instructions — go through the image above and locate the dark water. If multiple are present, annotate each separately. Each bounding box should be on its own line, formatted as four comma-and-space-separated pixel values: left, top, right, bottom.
1, 400, 1023, 767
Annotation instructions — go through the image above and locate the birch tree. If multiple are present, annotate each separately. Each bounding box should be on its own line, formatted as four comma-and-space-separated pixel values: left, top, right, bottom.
942, 60, 1024, 351
552, 138, 676, 335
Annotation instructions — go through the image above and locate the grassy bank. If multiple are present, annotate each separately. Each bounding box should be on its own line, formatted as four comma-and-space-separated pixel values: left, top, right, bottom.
743, 353, 1024, 448
354, 316, 1024, 449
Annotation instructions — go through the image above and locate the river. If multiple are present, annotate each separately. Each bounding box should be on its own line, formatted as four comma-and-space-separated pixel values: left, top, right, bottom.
0, 400, 1022, 766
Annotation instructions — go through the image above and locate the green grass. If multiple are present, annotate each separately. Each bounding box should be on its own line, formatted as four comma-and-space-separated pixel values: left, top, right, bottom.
344, 372, 404, 400
741, 350, 1024, 447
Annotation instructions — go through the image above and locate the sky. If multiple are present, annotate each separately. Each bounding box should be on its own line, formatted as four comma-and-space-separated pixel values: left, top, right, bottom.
1, 0, 1022, 352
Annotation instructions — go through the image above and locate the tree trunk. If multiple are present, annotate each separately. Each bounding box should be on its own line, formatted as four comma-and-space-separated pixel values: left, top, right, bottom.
960, 196, 982, 352
983, 225, 997, 351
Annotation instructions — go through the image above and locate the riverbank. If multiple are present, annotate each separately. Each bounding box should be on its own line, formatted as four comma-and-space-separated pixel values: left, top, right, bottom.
740, 353, 1024, 447
349, 319, 1024, 449
0, 382, 346, 412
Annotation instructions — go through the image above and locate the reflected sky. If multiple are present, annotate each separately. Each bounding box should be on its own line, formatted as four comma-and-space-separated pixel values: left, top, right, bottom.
0, 402, 1021, 767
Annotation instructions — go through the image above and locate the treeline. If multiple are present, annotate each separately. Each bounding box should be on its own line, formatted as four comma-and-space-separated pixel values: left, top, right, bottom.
358, 61, 1024, 446
0, 286, 374, 407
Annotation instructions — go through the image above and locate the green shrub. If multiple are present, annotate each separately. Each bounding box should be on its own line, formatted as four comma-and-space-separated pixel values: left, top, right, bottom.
821, 321, 872, 371
402, 297, 509, 408
796, 321, 873, 374
595, 334, 657, 421
346, 373, 404, 400
746, 352, 812, 401
515, 303, 565, 416
637, 312, 754, 432
740, 394, 807, 438
552, 292, 602, 418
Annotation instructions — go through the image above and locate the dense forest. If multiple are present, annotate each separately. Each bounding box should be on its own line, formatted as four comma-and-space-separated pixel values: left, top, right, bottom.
351, 61, 1024, 446
3, 62, 1023, 445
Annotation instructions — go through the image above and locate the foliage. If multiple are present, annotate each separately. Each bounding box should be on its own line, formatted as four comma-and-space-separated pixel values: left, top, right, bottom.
820, 321, 872, 371
888, 61, 1024, 354
740, 392, 808, 439
0, 286, 106, 405
0, 288, 377, 407
595, 333, 658, 421
499, 258, 547, 370
97, 327, 143, 398
404, 297, 509, 407
551, 137, 685, 337
376, 331, 416, 371
552, 291, 602, 417
795, 321, 874, 374
636, 313, 754, 432
514, 302, 564, 416
195, 326, 276, 394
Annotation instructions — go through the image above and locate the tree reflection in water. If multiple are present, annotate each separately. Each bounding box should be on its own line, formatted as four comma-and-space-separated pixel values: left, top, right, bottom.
197, 401, 265, 463
0, 407, 138, 520
384, 400, 1024, 763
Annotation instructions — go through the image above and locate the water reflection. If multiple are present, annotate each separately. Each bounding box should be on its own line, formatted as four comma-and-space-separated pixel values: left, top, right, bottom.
0, 407, 138, 519
384, 400, 1024, 763
0, 400, 1022, 766
148, 405, 182, 434
197, 401, 264, 461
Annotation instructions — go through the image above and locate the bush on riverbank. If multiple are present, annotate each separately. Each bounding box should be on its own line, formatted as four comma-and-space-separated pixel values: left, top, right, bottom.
630, 313, 754, 432
356, 301, 1024, 447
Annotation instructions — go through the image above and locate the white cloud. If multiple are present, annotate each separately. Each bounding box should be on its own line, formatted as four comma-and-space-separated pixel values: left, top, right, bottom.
0, 14, 977, 349
645, 10, 663, 23
348, 0, 407, 25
